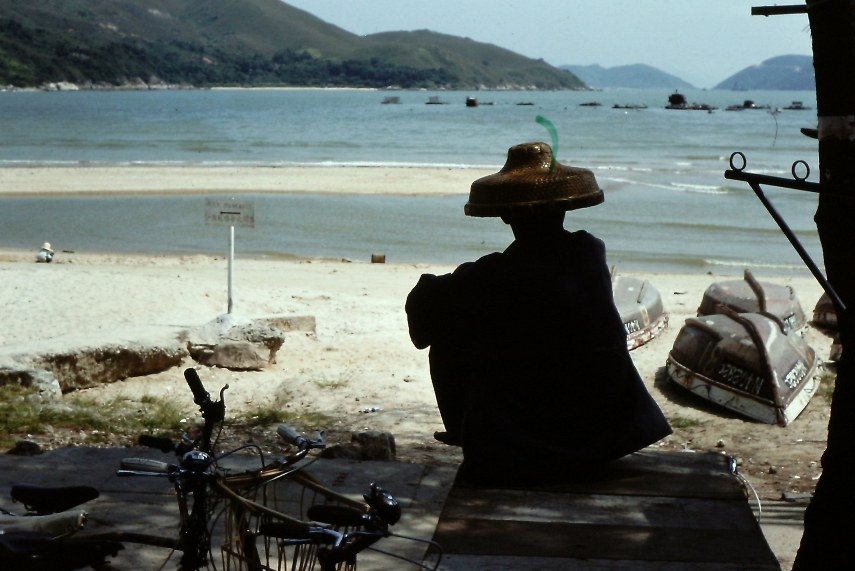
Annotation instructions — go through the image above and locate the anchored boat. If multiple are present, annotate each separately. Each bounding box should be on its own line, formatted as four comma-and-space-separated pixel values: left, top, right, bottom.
612, 270, 668, 350
667, 310, 818, 426
697, 269, 806, 332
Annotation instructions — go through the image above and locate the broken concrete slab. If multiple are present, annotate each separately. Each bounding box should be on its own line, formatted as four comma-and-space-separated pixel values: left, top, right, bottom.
0, 314, 317, 394
186, 313, 315, 370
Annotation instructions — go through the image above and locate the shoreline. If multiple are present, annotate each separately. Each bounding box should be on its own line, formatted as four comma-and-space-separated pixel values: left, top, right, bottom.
0, 248, 831, 571
0, 165, 495, 197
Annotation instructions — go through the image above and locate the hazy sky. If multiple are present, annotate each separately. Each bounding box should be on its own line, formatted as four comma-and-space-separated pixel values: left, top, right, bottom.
283, 1, 813, 88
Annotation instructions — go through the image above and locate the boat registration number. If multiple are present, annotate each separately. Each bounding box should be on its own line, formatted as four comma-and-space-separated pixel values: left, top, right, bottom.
716, 362, 764, 395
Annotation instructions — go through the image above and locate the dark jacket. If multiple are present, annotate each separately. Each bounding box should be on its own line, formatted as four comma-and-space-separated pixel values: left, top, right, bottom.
406, 229, 671, 485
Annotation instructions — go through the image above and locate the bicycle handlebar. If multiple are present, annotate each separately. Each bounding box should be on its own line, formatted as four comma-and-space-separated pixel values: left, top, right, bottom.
114, 368, 415, 570
276, 424, 308, 448
184, 367, 210, 406
117, 458, 175, 477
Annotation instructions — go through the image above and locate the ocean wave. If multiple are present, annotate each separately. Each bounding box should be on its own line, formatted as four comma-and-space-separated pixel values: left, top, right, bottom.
594, 165, 654, 173
703, 258, 806, 272
607, 249, 809, 276
600, 176, 728, 195
668, 182, 729, 195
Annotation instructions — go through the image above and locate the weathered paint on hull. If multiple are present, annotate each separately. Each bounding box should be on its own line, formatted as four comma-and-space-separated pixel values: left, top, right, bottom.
667, 312, 819, 426
667, 356, 818, 426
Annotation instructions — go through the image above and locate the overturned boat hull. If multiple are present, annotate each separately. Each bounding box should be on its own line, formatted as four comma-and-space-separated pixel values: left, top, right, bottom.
812, 292, 838, 330
667, 312, 818, 426
697, 269, 806, 332
613, 274, 668, 350
812, 292, 841, 361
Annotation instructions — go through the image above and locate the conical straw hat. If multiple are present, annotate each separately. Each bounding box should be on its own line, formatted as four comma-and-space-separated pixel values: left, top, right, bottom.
465, 142, 603, 217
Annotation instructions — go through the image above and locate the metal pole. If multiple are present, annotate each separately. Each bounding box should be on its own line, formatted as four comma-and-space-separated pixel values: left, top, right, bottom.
228, 225, 234, 314
746, 180, 846, 315
751, 5, 807, 16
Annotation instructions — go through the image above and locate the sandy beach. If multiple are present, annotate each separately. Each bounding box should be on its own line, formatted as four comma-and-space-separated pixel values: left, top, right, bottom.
0, 165, 495, 196
0, 165, 838, 569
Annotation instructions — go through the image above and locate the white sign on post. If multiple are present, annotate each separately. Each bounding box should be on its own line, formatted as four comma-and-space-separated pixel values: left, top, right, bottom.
205, 199, 256, 228
205, 199, 256, 314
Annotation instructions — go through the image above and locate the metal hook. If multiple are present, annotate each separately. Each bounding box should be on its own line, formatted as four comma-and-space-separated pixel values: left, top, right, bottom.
729, 151, 747, 172
791, 160, 810, 181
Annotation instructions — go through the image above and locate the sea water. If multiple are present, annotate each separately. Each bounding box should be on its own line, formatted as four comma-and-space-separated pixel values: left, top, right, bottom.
0, 88, 823, 275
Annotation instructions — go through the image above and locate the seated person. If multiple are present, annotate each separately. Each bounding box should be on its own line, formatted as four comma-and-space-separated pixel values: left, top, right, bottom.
36, 242, 54, 263
406, 142, 671, 486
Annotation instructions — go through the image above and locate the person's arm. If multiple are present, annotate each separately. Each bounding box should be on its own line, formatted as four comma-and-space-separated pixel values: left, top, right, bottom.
405, 273, 453, 349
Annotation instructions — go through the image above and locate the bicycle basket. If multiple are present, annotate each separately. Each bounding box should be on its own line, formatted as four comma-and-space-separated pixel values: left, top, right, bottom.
217, 469, 367, 571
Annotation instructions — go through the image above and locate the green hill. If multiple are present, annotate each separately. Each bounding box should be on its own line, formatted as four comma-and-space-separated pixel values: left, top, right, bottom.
713, 55, 814, 91
562, 64, 694, 90
0, 0, 584, 89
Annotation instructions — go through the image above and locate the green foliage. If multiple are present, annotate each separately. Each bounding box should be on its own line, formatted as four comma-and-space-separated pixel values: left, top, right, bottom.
0, 0, 583, 89
236, 403, 289, 428
234, 404, 339, 431
0, 383, 184, 448
667, 415, 705, 429
818, 370, 836, 402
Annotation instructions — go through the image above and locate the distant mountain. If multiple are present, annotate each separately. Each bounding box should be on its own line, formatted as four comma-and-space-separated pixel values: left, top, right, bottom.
561, 64, 694, 90
714, 55, 814, 91
0, 0, 584, 90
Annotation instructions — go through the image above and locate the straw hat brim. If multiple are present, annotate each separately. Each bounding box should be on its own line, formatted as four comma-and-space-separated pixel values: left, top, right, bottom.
465, 141, 603, 218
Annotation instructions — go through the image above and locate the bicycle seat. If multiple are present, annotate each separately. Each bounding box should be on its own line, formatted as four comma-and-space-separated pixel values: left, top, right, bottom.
10, 485, 99, 515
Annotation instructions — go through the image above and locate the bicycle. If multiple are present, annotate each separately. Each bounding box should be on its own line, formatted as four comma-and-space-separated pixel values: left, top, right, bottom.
2, 367, 442, 571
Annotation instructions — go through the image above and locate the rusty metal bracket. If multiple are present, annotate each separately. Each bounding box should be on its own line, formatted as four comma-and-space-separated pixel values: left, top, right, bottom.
724, 152, 846, 316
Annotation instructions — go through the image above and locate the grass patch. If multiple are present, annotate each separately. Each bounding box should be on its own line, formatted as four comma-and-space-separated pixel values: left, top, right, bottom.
818, 370, 836, 402
667, 415, 706, 429
0, 384, 184, 448
233, 403, 340, 432
312, 369, 358, 391
235, 403, 288, 428
0, 384, 343, 450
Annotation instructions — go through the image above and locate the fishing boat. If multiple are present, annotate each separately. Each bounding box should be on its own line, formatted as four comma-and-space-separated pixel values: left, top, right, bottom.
612, 270, 668, 350
667, 310, 819, 426
697, 269, 806, 332
464, 97, 494, 107
665, 91, 716, 111
725, 100, 771, 111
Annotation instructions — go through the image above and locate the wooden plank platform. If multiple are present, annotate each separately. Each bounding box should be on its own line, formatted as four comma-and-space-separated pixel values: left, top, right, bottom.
427, 450, 780, 570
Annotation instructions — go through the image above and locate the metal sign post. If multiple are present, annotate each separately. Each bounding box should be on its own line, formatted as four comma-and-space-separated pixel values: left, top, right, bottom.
204, 198, 256, 314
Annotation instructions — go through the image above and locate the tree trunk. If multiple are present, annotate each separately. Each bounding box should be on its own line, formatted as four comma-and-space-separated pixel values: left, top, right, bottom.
793, 1, 855, 568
